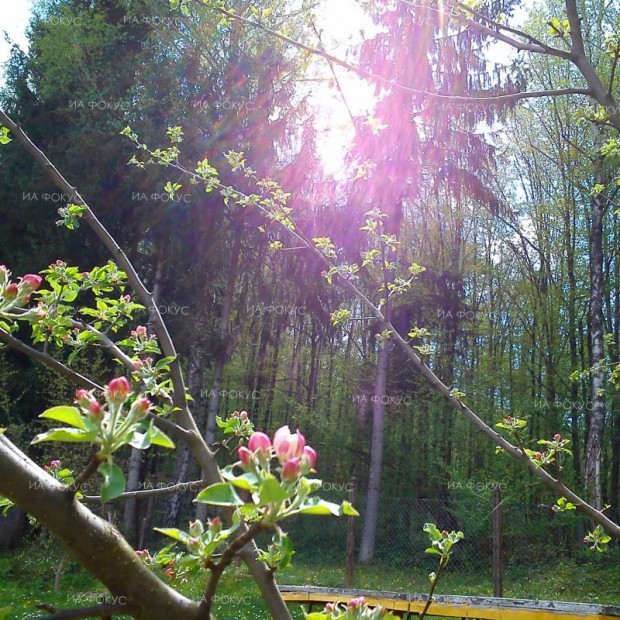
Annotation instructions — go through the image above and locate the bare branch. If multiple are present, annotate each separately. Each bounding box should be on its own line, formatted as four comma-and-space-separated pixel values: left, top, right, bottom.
400, 0, 573, 58
0, 327, 101, 391
81, 478, 206, 502
195, 2, 586, 106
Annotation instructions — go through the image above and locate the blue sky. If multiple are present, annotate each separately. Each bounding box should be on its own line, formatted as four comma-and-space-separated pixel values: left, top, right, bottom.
1, 0, 33, 75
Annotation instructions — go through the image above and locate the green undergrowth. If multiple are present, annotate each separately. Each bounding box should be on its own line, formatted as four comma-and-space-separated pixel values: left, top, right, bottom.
0, 544, 618, 619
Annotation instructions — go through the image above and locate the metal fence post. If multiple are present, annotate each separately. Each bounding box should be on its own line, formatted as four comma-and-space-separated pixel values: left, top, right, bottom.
492, 484, 503, 597
345, 476, 357, 588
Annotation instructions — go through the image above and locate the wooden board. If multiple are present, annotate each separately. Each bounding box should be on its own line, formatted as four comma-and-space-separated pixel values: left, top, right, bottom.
279, 585, 620, 620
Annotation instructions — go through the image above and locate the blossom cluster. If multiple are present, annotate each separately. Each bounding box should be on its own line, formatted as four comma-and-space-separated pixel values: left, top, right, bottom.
239, 425, 317, 481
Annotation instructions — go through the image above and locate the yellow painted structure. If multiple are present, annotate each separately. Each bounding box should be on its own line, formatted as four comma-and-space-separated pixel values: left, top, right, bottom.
279, 586, 620, 620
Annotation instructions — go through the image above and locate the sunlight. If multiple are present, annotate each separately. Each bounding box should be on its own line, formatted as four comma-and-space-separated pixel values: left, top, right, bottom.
310, 0, 380, 177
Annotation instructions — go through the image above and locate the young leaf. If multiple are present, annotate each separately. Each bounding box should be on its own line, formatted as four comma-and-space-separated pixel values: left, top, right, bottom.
258, 475, 290, 505
97, 461, 126, 502
194, 482, 244, 506
153, 527, 190, 545
148, 424, 175, 449
40, 406, 88, 431
31, 428, 98, 444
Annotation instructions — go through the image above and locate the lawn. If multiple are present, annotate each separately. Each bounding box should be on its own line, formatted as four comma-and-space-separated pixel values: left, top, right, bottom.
1, 544, 619, 619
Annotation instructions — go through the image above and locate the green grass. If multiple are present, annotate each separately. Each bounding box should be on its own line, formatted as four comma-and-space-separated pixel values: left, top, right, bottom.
1, 544, 619, 619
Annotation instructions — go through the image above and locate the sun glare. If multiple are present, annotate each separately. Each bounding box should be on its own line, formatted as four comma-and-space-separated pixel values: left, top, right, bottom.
310, 0, 380, 177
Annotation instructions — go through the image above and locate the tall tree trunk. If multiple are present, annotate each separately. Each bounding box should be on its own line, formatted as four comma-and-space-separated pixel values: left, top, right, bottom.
123, 240, 168, 541
359, 339, 389, 563
586, 159, 607, 509
196, 229, 242, 523
205, 229, 242, 447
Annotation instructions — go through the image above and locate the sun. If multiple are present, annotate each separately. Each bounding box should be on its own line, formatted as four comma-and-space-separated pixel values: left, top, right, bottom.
308, 0, 380, 177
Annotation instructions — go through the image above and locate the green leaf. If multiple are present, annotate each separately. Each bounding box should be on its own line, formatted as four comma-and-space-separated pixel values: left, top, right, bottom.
31, 428, 98, 444
149, 424, 175, 449
0, 606, 11, 620
425, 547, 442, 554
153, 527, 190, 544
0, 126, 11, 145
225, 471, 260, 492
295, 498, 341, 516
258, 474, 290, 505
98, 461, 126, 502
341, 501, 359, 516
195, 482, 244, 506
40, 406, 88, 430
129, 430, 151, 450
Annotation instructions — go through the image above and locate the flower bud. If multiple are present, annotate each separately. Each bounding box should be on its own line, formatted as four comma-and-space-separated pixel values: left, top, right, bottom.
282, 457, 301, 481
21, 274, 42, 291
535, 451, 542, 460
187, 536, 201, 555
75, 388, 97, 409
131, 325, 146, 338
128, 396, 151, 421
4, 283, 18, 299
301, 446, 317, 473
105, 376, 131, 403
209, 516, 221, 534
189, 519, 204, 537
248, 431, 271, 457
87, 401, 103, 420
349, 597, 366, 609
238, 446, 253, 469
553, 433, 561, 441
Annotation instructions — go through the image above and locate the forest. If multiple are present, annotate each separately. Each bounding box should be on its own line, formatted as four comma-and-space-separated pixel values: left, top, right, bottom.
0, 0, 620, 618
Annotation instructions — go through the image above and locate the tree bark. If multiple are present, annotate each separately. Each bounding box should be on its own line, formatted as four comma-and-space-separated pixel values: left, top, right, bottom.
0, 435, 203, 620
359, 339, 389, 563
586, 158, 607, 510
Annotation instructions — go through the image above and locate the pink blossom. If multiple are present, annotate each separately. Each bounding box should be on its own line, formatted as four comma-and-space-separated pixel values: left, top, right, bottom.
4, 283, 18, 299
75, 389, 97, 409
282, 457, 301, 481
105, 376, 131, 402
248, 431, 271, 456
273, 426, 305, 464
349, 597, 366, 608
553, 433, 561, 441
21, 274, 42, 291
238, 446, 252, 468
87, 401, 103, 419
301, 446, 317, 470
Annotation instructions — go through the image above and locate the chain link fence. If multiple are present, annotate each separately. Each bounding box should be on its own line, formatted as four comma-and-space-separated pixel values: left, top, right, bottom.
283, 486, 590, 574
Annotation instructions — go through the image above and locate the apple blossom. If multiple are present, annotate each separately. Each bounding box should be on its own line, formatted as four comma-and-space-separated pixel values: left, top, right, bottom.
248, 431, 271, 456
105, 376, 131, 403
21, 274, 42, 291
282, 457, 301, 481
238, 446, 252, 468
273, 425, 305, 464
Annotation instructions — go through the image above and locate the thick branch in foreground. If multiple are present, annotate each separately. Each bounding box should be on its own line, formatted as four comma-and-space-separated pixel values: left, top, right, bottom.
0, 435, 203, 620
